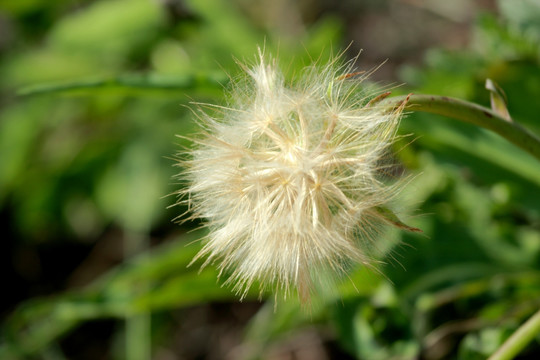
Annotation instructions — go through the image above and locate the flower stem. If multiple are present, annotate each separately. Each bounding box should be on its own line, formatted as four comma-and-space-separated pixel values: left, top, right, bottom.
381, 94, 540, 162
488, 308, 540, 360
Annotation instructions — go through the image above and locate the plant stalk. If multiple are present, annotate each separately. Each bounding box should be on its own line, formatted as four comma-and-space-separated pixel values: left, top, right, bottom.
125, 231, 151, 360
488, 308, 540, 360
381, 94, 540, 162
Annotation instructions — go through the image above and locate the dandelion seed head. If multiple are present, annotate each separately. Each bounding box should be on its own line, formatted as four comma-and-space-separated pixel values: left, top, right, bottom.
178, 49, 408, 302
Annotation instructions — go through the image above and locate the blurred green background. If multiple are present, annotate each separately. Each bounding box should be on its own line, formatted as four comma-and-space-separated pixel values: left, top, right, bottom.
1, 0, 539, 359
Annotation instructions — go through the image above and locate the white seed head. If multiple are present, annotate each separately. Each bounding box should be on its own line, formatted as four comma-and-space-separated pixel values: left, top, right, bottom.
178, 49, 409, 302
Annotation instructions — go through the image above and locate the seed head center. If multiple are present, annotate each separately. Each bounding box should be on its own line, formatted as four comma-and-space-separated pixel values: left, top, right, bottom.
278, 145, 321, 188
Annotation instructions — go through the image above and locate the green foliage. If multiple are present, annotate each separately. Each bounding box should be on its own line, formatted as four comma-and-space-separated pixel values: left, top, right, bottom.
1, 0, 539, 359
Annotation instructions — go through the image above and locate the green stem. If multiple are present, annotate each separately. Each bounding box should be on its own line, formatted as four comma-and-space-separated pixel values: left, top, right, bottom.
17, 73, 224, 96
125, 231, 151, 360
488, 308, 540, 360
381, 94, 540, 162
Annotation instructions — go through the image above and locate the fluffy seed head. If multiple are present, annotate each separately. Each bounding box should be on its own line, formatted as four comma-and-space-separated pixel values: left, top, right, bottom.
178, 49, 410, 302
